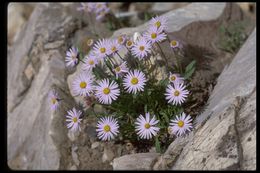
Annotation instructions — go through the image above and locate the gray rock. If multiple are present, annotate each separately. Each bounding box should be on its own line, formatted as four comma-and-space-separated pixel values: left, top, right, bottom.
113, 153, 160, 170
91, 142, 100, 149
7, 4, 83, 170
167, 29, 256, 170
152, 3, 189, 12
72, 145, 80, 166
102, 147, 115, 163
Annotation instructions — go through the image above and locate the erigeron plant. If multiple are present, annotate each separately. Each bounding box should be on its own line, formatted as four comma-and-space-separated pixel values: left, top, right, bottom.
49, 3, 196, 153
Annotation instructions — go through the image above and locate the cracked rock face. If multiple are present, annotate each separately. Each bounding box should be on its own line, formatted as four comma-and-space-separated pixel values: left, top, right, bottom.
166, 28, 256, 170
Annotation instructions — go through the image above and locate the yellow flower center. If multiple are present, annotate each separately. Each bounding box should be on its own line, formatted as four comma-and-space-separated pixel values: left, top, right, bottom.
144, 123, 151, 129
127, 40, 133, 47
100, 47, 106, 53
115, 66, 121, 72
174, 90, 180, 96
178, 120, 184, 127
131, 77, 139, 85
118, 37, 123, 44
103, 125, 111, 132
80, 81, 87, 88
111, 46, 117, 52
170, 75, 176, 81
103, 87, 110, 95
151, 33, 157, 39
73, 117, 78, 123
88, 60, 94, 65
171, 40, 177, 47
51, 98, 57, 105
155, 21, 161, 28
139, 46, 145, 51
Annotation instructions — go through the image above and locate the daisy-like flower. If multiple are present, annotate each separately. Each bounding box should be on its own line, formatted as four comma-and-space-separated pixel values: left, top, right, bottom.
66, 107, 82, 132
107, 39, 122, 56
113, 61, 129, 79
96, 116, 119, 141
125, 39, 134, 48
169, 72, 184, 85
169, 112, 193, 137
95, 79, 120, 104
77, 3, 95, 13
94, 3, 108, 13
131, 37, 152, 60
143, 26, 166, 44
72, 72, 94, 97
135, 112, 160, 139
150, 15, 168, 31
165, 83, 189, 105
170, 39, 181, 49
82, 55, 98, 70
65, 47, 79, 68
48, 89, 61, 111
123, 70, 147, 94
93, 39, 110, 59
117, 35, 127, 45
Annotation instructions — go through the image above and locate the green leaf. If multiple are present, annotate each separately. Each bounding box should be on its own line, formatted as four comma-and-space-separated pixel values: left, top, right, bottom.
163, 113, 169, 123
184, 67, 195, 79
144, 104, 147, 113
155, 136, 161, 153
185, 60, 196, 73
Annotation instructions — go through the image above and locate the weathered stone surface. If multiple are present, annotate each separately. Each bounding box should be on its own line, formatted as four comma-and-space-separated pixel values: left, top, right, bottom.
8, 3, 35, 45
113, 153, 160, 170
165, 28, 256, 170
7, 4, 83, 170
152, 3, 189, 12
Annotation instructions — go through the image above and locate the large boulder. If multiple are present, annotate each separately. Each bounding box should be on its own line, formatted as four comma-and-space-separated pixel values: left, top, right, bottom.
155, 28, 256, 170
7, 3, 85, 170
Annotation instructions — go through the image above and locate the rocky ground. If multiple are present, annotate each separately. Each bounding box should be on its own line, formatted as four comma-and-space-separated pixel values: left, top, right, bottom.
7, 3, 256, 170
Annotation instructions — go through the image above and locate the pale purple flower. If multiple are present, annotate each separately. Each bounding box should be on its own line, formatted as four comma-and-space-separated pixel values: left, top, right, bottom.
107, 39, 122, 56
72, 71, 94, 97
117, 35, 127, 45
95, 6, 110, 21
113, 61, 129, 79
95, 79, 120, 104
169, 72, 184, 85
96, 116, 119, 141
66, 107, 82, 132
169, 112, 193, 137
48, 89, 61, 111
65, 47, 79, 68
94, 3, 108, 13
77, 3, 96, 13
125, 39, 134, 48
131, 37, 152, 60
93, 39, 110, 59
82, 54, 98, 70
143, 26, 166, 44
170, 39, 181, 49
123, 70, 147, 94
150, 15, 168, 31
135, 112, 160, 139
165, 83, 189, 105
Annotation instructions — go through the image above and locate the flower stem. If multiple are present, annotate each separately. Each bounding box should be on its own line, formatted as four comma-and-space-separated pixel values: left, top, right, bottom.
155, 42, 169, 72
165, 33, 182, 73
116, 51, 124, 62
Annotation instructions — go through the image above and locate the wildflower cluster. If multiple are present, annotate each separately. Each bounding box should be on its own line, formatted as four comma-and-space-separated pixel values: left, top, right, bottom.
49, 13, 196, 152
77, 3, 110, 21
